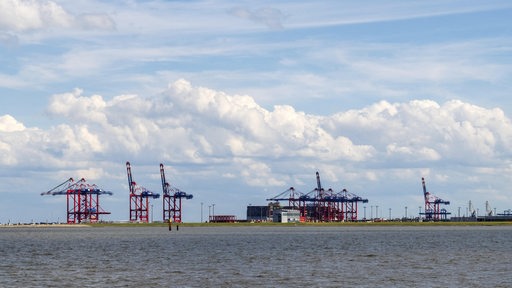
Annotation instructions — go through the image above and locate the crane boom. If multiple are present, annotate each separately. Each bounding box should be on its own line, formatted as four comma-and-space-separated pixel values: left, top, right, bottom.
41, 177, 74, 195
422, 177, 428, 200
126, 161, 134, 194
316, 171, 322, 191
160, 163, 167, 195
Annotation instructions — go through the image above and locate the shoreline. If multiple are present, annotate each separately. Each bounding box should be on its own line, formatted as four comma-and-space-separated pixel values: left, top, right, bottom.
2, 221, 512, 228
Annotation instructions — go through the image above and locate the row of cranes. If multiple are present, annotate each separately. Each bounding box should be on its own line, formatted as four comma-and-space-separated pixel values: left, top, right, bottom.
126, 162, 193, 223
267, 175, 453, 222
40, 162, 193, 224
266, 172, 369, 222
468, 200, 495, 217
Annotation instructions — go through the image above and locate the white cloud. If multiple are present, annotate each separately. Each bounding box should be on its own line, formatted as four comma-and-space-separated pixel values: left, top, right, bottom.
0, 0, 114, 32
326, 99, 512, 166
2, 79, 510, 187
0, 115, 26, 132
229, 6, 287, 29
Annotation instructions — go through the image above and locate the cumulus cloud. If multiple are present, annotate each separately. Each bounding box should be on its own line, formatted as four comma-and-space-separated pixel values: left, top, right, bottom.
2, 79, 512, 188
0, 0, 114, 32
326, 99, 512, 166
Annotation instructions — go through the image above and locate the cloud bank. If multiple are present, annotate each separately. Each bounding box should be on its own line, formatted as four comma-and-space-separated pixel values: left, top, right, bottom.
1, 79, 510, 186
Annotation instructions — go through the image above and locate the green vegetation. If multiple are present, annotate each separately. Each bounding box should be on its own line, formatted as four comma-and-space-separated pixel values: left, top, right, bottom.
86, 220, 512, 228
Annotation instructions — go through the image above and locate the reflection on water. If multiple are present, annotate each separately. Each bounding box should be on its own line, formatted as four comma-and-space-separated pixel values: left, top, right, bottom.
0, 225, 511, 287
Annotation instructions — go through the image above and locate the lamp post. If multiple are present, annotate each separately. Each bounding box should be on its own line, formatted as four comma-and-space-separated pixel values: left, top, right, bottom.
370, 206, 373, 219
389, 208, 391, 220
151, 204, 153, 223
212, 204, 216, 222
208, 205, 211, 222
376, 205, 379, 219
363, 206, 367, 219
405, 206, 408, 219
201, 202, 203, 223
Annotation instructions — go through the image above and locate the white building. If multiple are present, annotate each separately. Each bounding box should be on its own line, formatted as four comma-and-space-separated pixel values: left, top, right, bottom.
273, 209, 301, 223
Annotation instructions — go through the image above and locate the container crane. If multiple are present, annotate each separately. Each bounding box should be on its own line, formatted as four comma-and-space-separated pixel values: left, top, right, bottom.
126, 161, 160, 222
41, 177, 113, 223
160, 163, 193, 223
421, 177, 450, 221
468, 200, 476, 217
266, 172, 368, 222
485, 201, 493, 216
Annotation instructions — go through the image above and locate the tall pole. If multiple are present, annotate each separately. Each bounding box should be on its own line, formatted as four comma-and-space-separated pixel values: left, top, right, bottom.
376, 205, 379, 219
364, 206, 367, 219
212, 204, 215, 222
405, 206, 408, 219
208, 205, 211, 222
201, 202, 203, 223
370, 206, 373, 219
389, 208, 391, 220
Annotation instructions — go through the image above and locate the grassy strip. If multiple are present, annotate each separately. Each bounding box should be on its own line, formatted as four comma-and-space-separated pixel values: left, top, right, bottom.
87, 221, 512, 228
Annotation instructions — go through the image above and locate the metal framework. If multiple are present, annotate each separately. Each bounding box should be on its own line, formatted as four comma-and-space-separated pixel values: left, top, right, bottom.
126, 162, 160, 222
420, 177, 450, 221
41, 177, 113, 224
160, 163, 193, 223
267, 172, 368, 222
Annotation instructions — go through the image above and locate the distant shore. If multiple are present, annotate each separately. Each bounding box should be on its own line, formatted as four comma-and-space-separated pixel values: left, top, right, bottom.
2, 220, 512, 228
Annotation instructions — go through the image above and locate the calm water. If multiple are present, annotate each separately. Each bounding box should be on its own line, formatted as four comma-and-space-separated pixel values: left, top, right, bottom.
0, 225, 511, 287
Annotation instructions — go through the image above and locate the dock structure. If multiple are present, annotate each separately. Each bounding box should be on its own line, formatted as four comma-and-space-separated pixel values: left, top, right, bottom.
266, 172, 368, 222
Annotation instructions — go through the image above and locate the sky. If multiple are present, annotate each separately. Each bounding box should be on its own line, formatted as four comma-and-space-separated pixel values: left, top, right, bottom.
0, 0, 511, 223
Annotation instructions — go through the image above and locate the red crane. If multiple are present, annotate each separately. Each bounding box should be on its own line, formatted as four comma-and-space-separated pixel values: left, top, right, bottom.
160, 163, 193, 223
267, 172, 368, 222
41, 177, 113, 223
126, 161, 160, 222
421, 177, 450, 221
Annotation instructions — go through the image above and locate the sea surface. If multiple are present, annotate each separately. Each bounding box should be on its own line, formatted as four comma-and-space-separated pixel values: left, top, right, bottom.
0, 225, 511, 287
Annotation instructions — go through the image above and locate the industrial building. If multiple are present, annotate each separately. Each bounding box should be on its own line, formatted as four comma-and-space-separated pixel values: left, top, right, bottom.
246, 205, 270, 222
273, 209, 301, 223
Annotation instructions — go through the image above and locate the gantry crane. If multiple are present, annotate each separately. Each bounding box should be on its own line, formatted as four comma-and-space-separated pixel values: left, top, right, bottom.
267, 172, 368, 222
126, 161, 160, 222
160, 163, 193, 223
421, 177, 450, 221
485, 201, 493, 216
41, 177, 112, 223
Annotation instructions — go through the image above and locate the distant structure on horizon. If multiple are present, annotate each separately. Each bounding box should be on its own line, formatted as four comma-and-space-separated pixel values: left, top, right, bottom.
126, 162, 160, 223
265, 172, 368, 222
160, 163, 193, 223
420, 177, 450, 221
41, 177, 113, 224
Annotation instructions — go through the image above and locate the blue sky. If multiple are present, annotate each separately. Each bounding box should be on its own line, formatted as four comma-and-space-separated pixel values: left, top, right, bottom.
0, 0, 511, 223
